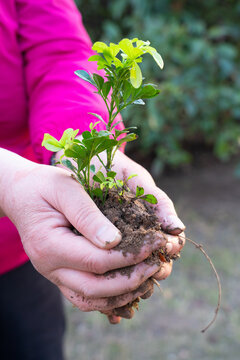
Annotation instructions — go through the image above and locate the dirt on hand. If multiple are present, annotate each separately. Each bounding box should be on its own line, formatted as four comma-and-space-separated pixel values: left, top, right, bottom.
96, 189, 178, 318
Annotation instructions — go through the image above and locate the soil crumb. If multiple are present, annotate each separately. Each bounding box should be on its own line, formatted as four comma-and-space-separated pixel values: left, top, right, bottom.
96, 190, 169, 278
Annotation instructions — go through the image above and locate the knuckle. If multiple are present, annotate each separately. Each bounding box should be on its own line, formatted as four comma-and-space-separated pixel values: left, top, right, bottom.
74, 204, 99, 233
80, 280, 96, 298
83, 253, 107, 274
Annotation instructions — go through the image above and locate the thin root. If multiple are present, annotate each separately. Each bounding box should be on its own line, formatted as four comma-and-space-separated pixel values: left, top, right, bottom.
178, 234, 222, 333
152, 278, 164, 294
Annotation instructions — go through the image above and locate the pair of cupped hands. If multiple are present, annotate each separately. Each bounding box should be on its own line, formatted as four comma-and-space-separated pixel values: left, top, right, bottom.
1, 148, 185, 324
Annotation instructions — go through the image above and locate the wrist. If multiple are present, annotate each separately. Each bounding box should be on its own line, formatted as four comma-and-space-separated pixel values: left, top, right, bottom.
0, 148, 38, 219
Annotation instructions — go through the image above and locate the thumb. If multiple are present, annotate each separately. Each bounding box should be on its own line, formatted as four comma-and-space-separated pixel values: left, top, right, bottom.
49, 171, 122, 249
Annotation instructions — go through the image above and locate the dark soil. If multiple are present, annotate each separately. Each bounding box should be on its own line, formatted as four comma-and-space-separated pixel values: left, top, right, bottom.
97, 189, 168, 267
95, 189, 175, 316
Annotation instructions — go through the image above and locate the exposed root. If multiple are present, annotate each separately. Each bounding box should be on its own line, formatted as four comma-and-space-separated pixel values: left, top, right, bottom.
178, 234, 222, 333
152, 278, 164, 294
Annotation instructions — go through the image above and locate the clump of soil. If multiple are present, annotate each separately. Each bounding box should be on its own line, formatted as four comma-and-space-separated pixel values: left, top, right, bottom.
95, 189, 178, 317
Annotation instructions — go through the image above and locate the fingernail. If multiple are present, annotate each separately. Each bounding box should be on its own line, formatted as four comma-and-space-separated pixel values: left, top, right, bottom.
95, 226, 122, 247
165, 215, 185, 231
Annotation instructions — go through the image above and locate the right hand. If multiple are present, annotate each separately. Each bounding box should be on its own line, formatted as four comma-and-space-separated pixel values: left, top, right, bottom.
0, 150, 177, 314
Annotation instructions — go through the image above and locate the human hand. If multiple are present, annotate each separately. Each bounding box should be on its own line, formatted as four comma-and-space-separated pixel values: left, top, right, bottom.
87, 150, 186, 323
0, 149, 175, 315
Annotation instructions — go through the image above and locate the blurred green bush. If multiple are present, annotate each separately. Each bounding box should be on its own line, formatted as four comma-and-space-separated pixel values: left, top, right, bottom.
75, 0, 240, 172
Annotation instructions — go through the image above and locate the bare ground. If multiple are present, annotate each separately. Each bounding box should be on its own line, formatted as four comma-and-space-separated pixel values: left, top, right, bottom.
65, 159, 240, 360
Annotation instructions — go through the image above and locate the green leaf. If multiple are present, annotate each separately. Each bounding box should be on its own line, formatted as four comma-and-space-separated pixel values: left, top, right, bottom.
117, 133, 137, 146
122, 80, 133, 103
116, 179, 124, 187
95, 139, 118, 156
64, 144, 86, 158
93, 171, 106, 183
102, 81, 111, 98
111, 120, 123, 129
88, 112, 107, 125
140, 85, 160, 99
90, 164, 96, 173
133, 99, 145, 105
61, 159, 77, 172
136, 186, 144, 197
60, 128, 79, 146
88, 55, 105, 63
81, 131, 92, 139
107, 171, 117, 179
75, 70, 96, 86
42, 134, 64, 152
130, 61, 142, 88
126, 174, 137, 181
92, 41, 109, 53
92, 73, 104, 90
140, 194, 158, 204
93, 187, 103, 200
77, 157, 88, 172
150, 50, 164, 69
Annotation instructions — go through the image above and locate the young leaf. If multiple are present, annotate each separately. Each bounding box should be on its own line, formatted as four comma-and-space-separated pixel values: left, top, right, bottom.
92, 41, 109, 53
130, 61, 142, 88
59, 128, 79, 146
107, 171, 117, 179
116, 179, 124, 187
111, 119, 123, 129
102, 81, 111, 98
126, 174, 137, 181
90, 164, 96, 173
136, 186, 144, 197
81, 130, 92, 139
140, 85, 160, 99
75, 70, 96, 86
61, 159, 77, 172
42, 134, 64, 152
92, 73, 104, 90
64, 144, 87, 159
93, 171, 106, 183
122, 80, 133, 103
139, 194, 158, 204
92, 187, 103, 201
88, 55, 106, 64
117, 133, 138, 146
88, 112, 107, 125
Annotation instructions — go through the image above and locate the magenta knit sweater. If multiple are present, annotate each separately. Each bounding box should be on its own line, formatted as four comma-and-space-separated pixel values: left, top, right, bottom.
0, 0, 122, 274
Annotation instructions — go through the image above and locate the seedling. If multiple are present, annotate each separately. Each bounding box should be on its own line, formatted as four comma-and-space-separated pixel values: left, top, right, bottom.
42, 38, 163, 203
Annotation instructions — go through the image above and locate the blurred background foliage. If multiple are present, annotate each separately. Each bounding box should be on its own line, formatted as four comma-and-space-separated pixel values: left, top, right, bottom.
75, 0, 240, 173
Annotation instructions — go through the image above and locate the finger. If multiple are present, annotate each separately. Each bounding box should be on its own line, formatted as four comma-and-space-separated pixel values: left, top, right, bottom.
135, 185, 185, 235
107, 314, 121, 324
47, 227, 166, 274
140, 281, 154, 299
153, 261, 172, 280
113, 305, 135, 319
166, 233, 185, 256
59, 278, 154, 312
51, 262, 160, 298
46, 170, 122, 249
106, 280, 154, 318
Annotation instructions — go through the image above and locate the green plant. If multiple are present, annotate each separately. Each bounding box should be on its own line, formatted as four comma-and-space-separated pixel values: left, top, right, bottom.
75, 0, 240, 172
42, 38, 162, 203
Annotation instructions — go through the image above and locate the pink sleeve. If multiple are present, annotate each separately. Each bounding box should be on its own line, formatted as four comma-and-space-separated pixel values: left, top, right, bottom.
16, 0, 123, 164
